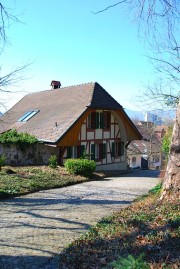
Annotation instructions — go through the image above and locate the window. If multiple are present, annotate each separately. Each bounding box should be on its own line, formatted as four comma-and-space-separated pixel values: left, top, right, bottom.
91, 143, 106, 160
87, 114, 91, 128
67, 146, 72, 158
95, 144, 99, 159
73, 146, 78, 158
18, 110, 39, 122
103, 112, 111, 129
77, 145, 85, 158
132, 157, 136, 165
66, 145, 85, 159
111, 141, 124, 157
88, 112, 111, 129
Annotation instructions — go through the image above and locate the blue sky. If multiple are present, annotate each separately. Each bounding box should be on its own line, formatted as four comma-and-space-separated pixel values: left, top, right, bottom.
1, 0, 155, 112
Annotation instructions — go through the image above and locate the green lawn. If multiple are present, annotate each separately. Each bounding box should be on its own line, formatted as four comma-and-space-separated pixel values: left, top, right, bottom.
0, 166, 90, 199
59, 186, 180, 269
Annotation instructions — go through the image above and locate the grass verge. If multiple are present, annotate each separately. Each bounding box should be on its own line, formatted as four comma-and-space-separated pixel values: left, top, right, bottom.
0, 166, 91, 200
58, 187, 180, 269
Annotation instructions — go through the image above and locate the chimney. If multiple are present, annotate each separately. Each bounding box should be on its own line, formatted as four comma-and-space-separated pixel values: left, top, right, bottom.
51, 80, 61, 89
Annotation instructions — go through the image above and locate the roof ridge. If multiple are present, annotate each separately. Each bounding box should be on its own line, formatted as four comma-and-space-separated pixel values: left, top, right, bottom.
26, 82, 95, 96
88, 82, 97, 106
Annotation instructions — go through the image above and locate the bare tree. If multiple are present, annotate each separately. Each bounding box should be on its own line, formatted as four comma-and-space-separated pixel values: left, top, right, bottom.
94, 1, 180, 200
0, 2, 20, 44
93, 1, 180, 106
0, 2, 29, 112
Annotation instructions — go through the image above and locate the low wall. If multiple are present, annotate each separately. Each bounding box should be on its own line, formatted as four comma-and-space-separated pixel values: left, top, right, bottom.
0, 143, 58, 166
96, 162, 127, 171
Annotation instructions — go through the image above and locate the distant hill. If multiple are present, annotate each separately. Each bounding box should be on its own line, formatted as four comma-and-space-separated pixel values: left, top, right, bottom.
125, 108, 144, 121
125, 108, 176, 124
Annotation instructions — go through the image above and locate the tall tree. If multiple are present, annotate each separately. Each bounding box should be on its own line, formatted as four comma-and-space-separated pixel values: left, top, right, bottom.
160, 101, 180, 200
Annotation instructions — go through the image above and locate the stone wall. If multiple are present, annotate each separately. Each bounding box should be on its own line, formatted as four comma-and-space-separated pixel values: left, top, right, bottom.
0, 143, 59, 166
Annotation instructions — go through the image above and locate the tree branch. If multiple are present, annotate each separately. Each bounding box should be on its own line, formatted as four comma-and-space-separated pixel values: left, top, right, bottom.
0, 2, 21, 44
92, 0, 128, 14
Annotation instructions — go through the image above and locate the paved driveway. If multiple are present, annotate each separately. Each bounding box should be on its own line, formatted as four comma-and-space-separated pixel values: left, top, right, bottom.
0, 170, 159, 269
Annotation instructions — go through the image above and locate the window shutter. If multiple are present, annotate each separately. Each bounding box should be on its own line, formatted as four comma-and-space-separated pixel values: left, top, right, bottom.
118, 142, 121, 156
91, 112, 96, 129
87, 114, 91, 128
120, 142, 124, 156
103, 143, 106, 159
111, 142, 115, 157
100, 112, 103, 129
107, 112, 111, 129
77, 145, 81, 158
95, 112, 99, 129
67, 146, 72, 158
91, 144, 95, 160
99, 143, 103, 159
80, 145, 85, 158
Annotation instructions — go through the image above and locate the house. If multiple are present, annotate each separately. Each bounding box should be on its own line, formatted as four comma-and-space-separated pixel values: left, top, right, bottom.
127, 121, 162, 169
154, 125, 169, 142
127, 140, 162, 169
0, 81, 142, 170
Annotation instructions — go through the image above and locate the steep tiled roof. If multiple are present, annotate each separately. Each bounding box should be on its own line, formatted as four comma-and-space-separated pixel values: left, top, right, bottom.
90, 83, 122, 109
127, 140, 161, 155
0, 82, 134, 143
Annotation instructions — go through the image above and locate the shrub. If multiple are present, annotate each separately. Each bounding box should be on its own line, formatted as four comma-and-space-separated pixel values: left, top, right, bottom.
0, 155, 6, 171
0, 129, 38, 151
110, 254, 149, 269
162, 127, 173, 157
149, 182, 162, 195
48, 155, 58, 168
65, 159, 96, 177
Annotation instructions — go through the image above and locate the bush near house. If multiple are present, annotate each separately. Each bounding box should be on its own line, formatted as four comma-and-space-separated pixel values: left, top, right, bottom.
48, 155, 58, 168
65, 159, 96, 177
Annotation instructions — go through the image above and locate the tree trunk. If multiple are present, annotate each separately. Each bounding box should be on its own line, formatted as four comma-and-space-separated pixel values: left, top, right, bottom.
160, 101, 180, 201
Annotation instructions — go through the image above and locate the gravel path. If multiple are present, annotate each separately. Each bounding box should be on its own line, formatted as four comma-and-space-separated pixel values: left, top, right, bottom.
0, 170, 159, 269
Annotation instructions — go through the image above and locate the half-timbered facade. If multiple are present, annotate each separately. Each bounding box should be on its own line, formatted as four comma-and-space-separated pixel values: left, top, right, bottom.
0, 82, 142, 170
61, 110, 127, 170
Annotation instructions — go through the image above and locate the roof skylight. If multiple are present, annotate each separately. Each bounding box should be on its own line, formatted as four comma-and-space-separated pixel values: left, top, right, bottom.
18, 110, 39, 122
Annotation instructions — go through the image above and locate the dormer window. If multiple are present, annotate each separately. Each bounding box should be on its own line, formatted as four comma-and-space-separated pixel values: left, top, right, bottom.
18, 110, 39, 122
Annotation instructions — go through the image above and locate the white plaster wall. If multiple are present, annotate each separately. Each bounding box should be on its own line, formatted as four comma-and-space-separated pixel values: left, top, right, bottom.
107, 153, 112, 163
112, 111, 127, 142
104, 132, 110, 139
115, 125, 120, 138
129, 155, 142, 168
81, 124, 86, 140
87, 132, 94, 140
95, 129, 102, 139
111, 126, 114, 138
